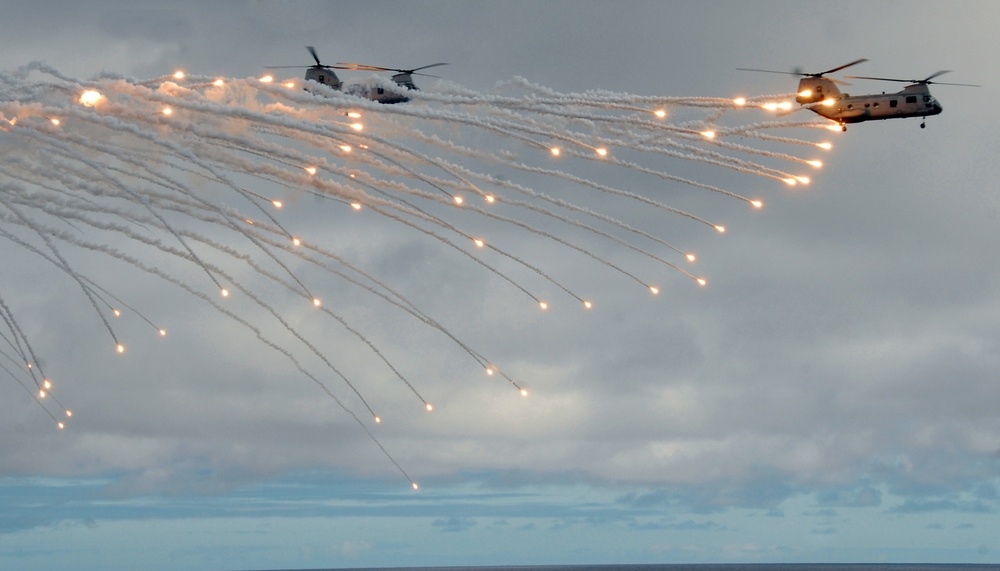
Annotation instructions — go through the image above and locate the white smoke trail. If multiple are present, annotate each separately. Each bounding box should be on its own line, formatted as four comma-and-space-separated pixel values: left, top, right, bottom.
0, 63, 835, 485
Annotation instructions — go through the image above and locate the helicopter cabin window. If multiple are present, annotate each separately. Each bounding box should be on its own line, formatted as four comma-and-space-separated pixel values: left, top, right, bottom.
847, 104, 853, 109
905, 95, 917, 104
864, 103, 870, 108
377, 87, 384, 95
889, 99, 898, 108
873, 102, 879, 108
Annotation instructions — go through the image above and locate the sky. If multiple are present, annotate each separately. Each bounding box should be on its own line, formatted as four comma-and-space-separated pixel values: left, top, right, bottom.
2, 1, 999, 570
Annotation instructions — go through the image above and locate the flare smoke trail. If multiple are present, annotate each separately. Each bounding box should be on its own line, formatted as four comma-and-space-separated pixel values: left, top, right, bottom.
0, 62, 836, 486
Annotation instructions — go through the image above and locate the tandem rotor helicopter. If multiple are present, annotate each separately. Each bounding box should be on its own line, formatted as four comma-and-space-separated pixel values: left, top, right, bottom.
268, 46, 448, 104
739, 58, 978, 130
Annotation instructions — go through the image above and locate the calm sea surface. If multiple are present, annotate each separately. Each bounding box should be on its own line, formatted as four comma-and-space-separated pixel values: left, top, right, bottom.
269, 565, 1000, 571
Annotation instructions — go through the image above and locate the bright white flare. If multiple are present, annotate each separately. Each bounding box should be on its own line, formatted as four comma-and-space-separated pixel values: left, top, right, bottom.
79, 90, 103, 106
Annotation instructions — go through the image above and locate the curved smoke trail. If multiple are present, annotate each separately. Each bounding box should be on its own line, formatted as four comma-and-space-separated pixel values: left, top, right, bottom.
0, 62, 836, 486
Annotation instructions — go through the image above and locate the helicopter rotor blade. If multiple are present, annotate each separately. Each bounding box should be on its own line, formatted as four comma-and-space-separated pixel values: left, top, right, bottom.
845, 75, 915, 83
927, 81, 981, 87
410, 62, 449, 73
337, 62, 449, 75
923, 70, 951, 82
307, 46, 322, 66
736, 67, 803, 76
845, 73, 980, 87
739, 59, 864, 80
335, 62, 390, 71
817, 58, 869, 76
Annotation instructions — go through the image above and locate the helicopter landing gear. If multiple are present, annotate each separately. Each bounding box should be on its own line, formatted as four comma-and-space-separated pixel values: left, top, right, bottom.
920, 121, 926, 129
841, 124, 847, 132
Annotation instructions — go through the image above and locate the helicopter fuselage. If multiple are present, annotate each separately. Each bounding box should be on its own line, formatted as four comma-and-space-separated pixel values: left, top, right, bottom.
303, 67, 411, 103
795, 77, 942, 127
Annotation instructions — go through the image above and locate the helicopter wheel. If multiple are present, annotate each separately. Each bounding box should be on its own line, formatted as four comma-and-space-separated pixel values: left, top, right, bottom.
920, 122, 926, 129
841, 125, 847, 132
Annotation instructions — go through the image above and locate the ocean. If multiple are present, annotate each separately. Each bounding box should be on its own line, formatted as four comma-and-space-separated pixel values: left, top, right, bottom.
270, 565, 1000, 571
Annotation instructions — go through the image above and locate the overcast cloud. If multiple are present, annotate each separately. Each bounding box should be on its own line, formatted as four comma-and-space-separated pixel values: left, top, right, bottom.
2, 2, 999, 570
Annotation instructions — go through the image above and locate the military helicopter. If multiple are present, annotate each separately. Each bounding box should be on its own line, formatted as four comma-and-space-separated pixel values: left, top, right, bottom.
738, 59, 977, 130
268, 46, 447, 104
